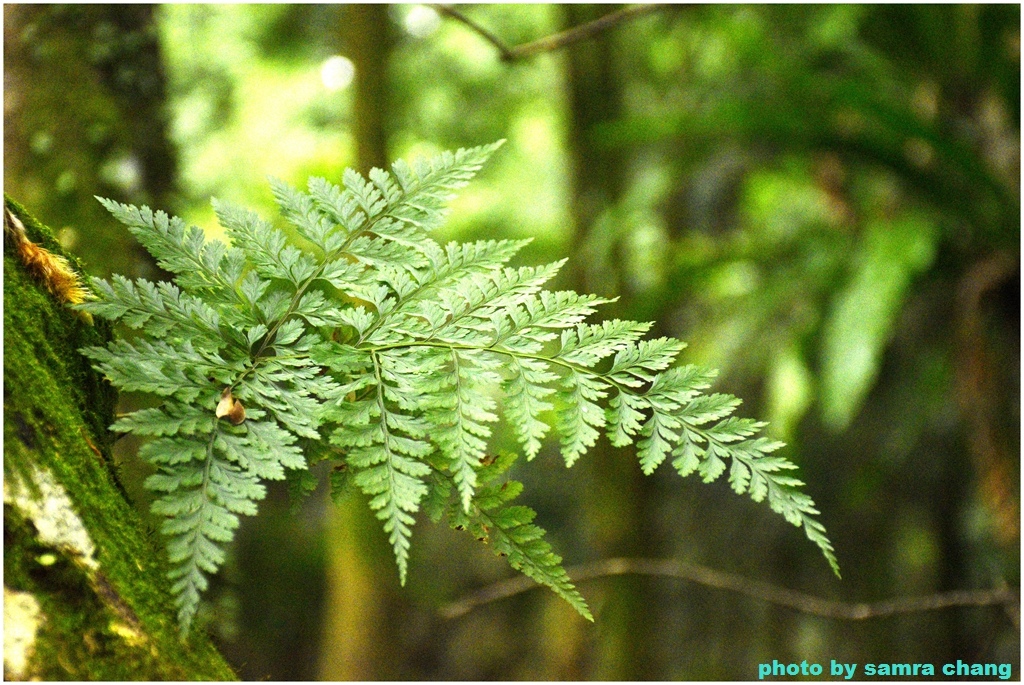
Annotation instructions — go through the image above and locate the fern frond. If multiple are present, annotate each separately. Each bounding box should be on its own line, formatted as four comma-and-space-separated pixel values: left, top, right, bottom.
502, 356, 557, 460
213, 199, 318, 286
557, 319, 652, 366
81, 340, 236, 402
556, 370, 609, 467
84, 141, 838, 635
95, 198, 243, 301
268, 177, 339, 253
427, 261, 567, 346
307, 140, 503, 239
447, 451, 592, 620
330, 350, 434, 581
495, 291, 611, 353
154, 453, 258, 632
432, 349, 501, 511
80, 275, 224, 346
362, 239, 531, 343
607, 337, 687, 387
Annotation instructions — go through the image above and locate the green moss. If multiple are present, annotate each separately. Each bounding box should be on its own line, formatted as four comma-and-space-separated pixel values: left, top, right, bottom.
3, 197, 236, 680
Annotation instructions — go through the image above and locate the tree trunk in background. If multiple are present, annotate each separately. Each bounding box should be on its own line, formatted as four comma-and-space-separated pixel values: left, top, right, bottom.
3, 5, 178, 281
350, 4, 393, 176
3, 198, 235, 681
563, 4, 629, 301
559, 5, 658, 679
318, 5, 397, 680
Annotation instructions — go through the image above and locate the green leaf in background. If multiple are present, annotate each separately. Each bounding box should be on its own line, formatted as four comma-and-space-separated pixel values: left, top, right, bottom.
819, 214, 937, 430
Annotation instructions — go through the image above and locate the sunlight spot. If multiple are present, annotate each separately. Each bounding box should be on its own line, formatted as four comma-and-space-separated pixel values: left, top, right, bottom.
403, 5, 440, 38
321, 55, 354, 92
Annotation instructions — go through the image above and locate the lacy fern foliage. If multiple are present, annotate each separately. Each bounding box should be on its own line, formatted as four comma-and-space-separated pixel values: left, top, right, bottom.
80, 142, 838, 634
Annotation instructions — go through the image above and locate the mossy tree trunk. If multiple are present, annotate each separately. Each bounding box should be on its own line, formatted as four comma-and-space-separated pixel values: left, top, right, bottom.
3, 197, 235, 681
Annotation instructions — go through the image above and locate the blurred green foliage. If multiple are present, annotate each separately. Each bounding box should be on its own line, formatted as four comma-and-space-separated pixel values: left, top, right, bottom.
4, 3, 1018, 680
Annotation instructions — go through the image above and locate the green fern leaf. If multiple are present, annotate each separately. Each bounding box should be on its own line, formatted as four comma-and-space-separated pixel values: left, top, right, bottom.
502, 356, 556, 460
82, 140, 838, 635
448, 452, 592, 620
268, 176, 337, 252
557, 371, 609, 466
432, 349, 501, 511
213, 199, 318, 286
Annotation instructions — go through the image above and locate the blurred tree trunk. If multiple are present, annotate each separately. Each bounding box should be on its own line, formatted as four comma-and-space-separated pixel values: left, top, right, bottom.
349, 4, 393, 176
318, 5, 398, 680
558, 5, 659, 679
563, 4, 629, 302
3, 198, 235, 681
3, 4, 178, 280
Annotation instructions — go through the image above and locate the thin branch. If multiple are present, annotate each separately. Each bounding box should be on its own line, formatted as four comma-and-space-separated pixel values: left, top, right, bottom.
429, 4, 515, 61
439, 557, 1020, 624
508, 5, 668, 60
429, 4, 671, 63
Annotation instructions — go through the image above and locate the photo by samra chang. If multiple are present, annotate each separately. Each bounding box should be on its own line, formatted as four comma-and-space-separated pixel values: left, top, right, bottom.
761, 659, 1014, 680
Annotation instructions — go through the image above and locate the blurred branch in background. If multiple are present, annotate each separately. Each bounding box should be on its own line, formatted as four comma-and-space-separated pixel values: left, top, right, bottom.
441, 557, 1020, 626
430, 3, 669, 62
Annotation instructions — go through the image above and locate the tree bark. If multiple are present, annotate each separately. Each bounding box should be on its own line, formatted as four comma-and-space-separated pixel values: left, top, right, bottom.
3, 197, 235, 681
563, 3, 629, 300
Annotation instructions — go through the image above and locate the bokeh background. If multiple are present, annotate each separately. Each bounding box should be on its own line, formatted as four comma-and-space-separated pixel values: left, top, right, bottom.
4, 4, 1019, 679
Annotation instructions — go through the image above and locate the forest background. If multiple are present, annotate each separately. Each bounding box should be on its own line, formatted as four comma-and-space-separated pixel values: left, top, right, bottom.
4, 4, 1019, 680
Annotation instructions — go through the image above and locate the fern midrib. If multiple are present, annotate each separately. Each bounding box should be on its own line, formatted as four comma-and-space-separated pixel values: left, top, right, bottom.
367, 340, 632, 396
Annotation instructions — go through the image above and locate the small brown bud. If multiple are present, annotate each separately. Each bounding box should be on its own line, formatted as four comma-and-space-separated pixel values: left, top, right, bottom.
216, 388, 246, 425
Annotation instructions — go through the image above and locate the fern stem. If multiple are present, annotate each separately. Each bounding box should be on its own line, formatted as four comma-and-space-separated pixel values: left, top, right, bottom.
365, 340, 637, 395
365, 340, 780, 464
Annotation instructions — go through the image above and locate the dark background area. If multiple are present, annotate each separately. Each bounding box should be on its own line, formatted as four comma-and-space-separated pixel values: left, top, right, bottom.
4, 4, 1019, 679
